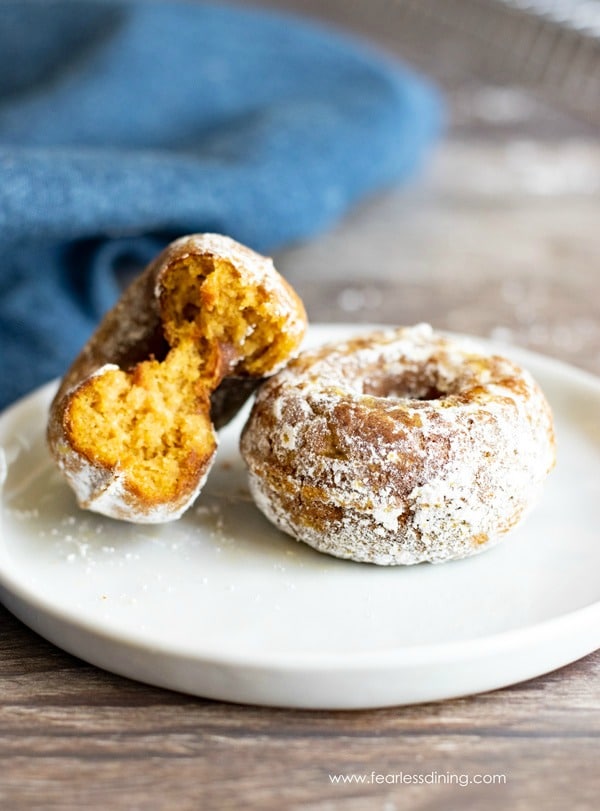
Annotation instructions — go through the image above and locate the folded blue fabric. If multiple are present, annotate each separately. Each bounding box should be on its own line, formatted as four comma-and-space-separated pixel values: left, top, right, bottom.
0, 0, 442, 409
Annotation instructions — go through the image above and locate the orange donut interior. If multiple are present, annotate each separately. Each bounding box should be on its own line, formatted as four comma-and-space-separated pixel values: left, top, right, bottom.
66, 254, 302, 505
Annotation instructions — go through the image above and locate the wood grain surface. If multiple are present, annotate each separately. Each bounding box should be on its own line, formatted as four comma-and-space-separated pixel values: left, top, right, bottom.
1, 605, 599, 810
1, 2, 600, 806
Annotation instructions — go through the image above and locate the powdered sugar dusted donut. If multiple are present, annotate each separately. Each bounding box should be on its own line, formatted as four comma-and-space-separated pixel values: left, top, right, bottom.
240, 324, 556, 565
47, 234, 306, 523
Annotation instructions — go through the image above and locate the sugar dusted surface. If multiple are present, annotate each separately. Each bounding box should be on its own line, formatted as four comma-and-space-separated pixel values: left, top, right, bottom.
47, 234, 307, 523
241, 324, 557, 565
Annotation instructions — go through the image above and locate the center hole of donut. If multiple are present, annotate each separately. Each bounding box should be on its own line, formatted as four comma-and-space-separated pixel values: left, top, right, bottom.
363, 377, 445, 401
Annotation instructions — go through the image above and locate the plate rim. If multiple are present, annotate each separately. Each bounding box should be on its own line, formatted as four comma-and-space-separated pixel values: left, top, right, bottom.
1, 325, 599, 683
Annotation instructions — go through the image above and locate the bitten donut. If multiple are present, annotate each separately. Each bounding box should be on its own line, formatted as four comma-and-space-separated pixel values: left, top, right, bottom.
47, 233, 307, 523
240, 324, 556, 565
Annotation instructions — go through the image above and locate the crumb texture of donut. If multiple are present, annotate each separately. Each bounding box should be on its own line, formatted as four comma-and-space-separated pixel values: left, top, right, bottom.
47, 234, 306, 522
240, 324, 556, 565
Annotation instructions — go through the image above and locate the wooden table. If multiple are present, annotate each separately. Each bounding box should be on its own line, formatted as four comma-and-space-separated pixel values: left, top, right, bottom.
1, 139, 598, 811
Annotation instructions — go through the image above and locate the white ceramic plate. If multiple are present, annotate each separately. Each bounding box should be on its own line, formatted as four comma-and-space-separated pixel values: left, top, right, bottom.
1, 325, 599, 709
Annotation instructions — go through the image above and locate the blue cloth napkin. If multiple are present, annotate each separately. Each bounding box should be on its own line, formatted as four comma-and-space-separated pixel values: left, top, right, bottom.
0, 0, 443, 409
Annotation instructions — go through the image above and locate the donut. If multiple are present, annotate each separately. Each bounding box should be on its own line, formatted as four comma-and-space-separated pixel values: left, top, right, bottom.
240, 324, 556, 565
47, 233, 307, 523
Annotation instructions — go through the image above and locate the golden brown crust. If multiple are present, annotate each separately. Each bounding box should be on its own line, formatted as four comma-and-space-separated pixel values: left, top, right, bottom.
47, 233, 307, 523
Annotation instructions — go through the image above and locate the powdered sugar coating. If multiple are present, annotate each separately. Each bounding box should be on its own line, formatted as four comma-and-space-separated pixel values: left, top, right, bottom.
47, 234, 307, 523
241, 324, 556, 565
51, 438, 214, 524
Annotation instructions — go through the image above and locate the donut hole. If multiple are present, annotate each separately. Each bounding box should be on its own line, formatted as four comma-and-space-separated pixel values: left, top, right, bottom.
159, 255, 304, 380
363, 372, 446, 402
66, 342, 216, 503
